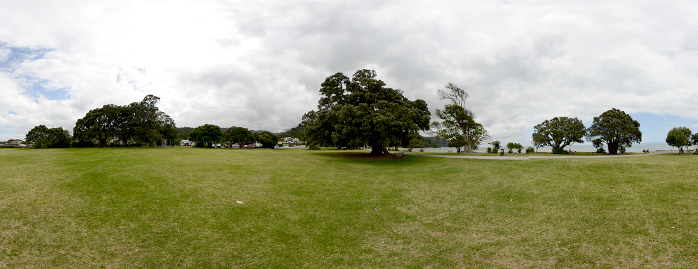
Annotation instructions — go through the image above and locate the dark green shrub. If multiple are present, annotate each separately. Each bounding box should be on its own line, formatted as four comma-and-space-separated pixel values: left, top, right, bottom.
552, 148, 568, 154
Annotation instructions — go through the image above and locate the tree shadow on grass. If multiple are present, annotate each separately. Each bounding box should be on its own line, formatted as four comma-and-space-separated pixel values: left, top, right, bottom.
308, 150, 424, 166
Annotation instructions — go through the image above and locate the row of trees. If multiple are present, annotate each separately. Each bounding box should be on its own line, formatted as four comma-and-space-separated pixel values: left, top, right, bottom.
187, 124, 279, 148
484, 141, 524, 153
531, 108, 642, 154
22, 72, 665, 156
72, 95, 177, 147
25, 94, 283, 150
665, 127, 698, 153
302, 70, 651, 156
25, 95, 177, 148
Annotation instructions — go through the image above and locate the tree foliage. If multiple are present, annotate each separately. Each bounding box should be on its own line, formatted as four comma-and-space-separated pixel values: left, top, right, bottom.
223, 127, 255, 147
532, 117, 586, 154
25, 125, 71, 149
74, 104, 121, 147
692, 133, 698, 149
431, 83, 487, 153
303, 70, 431, 155
73, 95, 176, 147
666, 127, 692, 153
189, 124, 222, 148
256, 131, 279, 149
507, 142, 524, 153
586, 108, 642, 154
489, 140, 501, 153
129, 95, 176, 146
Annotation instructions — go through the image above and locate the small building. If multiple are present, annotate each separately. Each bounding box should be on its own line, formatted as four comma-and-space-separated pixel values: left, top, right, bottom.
180, 140, 195, 147
0, 139, 24, 147
279, 137, 302, 147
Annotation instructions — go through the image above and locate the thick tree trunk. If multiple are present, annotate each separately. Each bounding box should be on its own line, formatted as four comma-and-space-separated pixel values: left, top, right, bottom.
369, 141, 388, 155
462, 142, 474, 154
370, 146, 390, 155
608, 142, 619, 154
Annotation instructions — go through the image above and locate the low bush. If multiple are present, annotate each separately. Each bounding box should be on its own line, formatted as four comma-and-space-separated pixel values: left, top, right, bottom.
552, 148, 568, 154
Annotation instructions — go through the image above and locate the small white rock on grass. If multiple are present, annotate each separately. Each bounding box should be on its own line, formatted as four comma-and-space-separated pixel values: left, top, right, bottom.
236, 201, 244, 205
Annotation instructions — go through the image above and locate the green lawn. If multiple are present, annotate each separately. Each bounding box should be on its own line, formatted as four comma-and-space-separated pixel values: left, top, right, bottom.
1, 148, 697, 267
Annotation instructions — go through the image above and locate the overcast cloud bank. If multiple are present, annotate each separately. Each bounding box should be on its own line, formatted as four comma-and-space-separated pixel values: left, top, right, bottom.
1, 0, 698, 144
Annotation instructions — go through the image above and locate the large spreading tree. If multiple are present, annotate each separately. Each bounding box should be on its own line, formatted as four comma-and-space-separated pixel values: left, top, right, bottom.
531, 117, 586, 154
74, 104, 121, 147
431, 83, 487, 153
189, 124, 222, 148
223, 126, 255, 147
303, 69, 431, 155
73, 95, 176, 147
586, 108, 642, 154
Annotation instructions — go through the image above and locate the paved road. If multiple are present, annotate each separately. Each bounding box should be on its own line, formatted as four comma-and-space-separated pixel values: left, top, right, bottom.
402, 151, 679, 160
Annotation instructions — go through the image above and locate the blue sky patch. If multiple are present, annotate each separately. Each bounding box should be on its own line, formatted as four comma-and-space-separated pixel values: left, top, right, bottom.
632, 113, 698, 144
0, 44, 70, 100
0, 44, 54, 71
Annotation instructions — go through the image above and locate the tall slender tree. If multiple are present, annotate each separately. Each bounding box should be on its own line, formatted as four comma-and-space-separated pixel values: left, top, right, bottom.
431, 83, 487, 153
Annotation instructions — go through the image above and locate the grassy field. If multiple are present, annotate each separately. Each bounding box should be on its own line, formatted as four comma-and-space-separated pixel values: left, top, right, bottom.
1, 148, 697, 267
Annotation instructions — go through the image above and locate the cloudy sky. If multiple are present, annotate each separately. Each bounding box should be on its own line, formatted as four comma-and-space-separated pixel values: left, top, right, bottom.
2, 0, 698, 145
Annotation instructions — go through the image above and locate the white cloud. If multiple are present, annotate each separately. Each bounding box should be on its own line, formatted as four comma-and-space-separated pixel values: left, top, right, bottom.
1, 0, 698, 143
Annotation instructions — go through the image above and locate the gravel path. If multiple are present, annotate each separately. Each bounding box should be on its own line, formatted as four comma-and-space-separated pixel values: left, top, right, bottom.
402, 151, 678, 160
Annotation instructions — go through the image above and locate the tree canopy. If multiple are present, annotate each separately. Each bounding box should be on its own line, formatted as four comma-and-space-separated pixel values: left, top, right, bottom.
25, 125, 71, 149
532, 117, 586, 154
507, 142, 524, 153
73, 95, 176, 147
223, 127, 255, 146
189, 124, 222, 148
586, 108, 642, 154
303, 69, 430, 155
129, 95, 177, 146
666, 127, 692, 152
74, 104, 121, 147
489, 140, 501, 153
431, 83, 487, 153
256, 131, 279, 149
